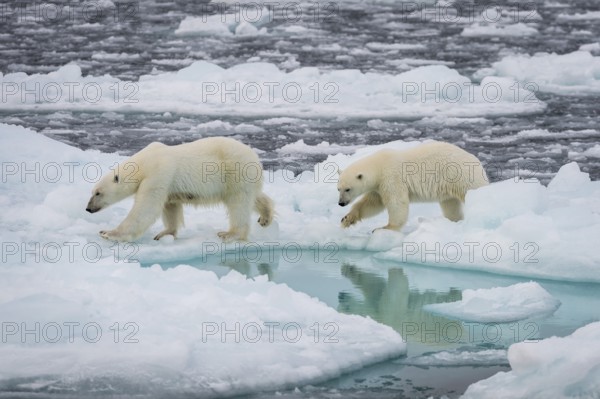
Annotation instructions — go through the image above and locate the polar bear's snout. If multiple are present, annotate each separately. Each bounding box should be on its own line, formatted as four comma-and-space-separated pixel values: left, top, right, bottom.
85, 197, 101, 213
338, 188, 356, 206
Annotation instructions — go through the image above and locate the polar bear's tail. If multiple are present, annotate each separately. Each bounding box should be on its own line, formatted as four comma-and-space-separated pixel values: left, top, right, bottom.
255, 192, 275, 227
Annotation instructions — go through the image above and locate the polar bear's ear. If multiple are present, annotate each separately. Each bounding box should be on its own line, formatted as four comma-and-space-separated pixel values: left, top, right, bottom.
113, 175, 119, 183
357, 174, 363, 180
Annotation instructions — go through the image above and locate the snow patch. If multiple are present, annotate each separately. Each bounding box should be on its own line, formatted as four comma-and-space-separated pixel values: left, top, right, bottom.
423, 282, 561, 322
0, 262, 406, 395
175, 8, 272, 36
463, 322, 600, 398
558, 10, 600, 20
0, 61, 544, 118
277, 139, 365, 155
461, 22, 538, 37
475, 50, 600, 95
399, 349, 508, 367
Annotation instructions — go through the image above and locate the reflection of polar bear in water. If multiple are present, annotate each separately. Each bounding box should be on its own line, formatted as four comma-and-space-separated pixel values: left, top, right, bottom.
338, 263, 463, 343
337, 141, 488, 231
86, 137, 274, 242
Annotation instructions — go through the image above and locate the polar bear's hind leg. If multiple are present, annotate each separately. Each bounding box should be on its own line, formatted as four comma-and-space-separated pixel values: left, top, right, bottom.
154, 202, 184, 240
440, 197, 463, 222
219, 194, 253, 241
255, 192, 274, 227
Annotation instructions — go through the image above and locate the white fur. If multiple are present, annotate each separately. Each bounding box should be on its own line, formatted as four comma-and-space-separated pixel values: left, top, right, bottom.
86, 137, 274, 242
337, 141, 489, 231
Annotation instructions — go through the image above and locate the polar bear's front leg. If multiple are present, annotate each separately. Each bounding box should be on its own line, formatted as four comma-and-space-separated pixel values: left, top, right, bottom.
100, 182, 167, 242
341, 192, 384, 228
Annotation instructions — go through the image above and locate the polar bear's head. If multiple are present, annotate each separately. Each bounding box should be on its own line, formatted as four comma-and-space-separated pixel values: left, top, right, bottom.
86, 162, 141, 213
337, 165, 370, 207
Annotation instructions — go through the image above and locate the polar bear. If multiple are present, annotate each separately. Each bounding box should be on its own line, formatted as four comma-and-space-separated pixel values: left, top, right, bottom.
86, 137, 274, 242
337, 141, 488, 231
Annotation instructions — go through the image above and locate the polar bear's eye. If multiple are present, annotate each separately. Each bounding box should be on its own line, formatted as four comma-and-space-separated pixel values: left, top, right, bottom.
345, 188, 350, 192
95, 192, 101, 196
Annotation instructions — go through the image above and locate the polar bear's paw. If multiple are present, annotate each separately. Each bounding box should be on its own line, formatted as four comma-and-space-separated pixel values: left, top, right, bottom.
99, 229, 128, 241
257, 215, 271, 227
341, 212, 359, 228
217, 230, 247, 242
154, 230, 176, 241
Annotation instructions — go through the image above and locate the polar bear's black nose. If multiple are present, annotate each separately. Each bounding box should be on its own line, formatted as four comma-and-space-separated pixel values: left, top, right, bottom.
86, 207, 92, 213
339, 202, 347, 207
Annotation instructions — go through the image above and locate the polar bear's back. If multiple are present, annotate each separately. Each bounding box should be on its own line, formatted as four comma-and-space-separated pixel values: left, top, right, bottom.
379, 141, 488, 202
132, 137, 263, 205
400, 142, 482, 169
172, 137, 259, 163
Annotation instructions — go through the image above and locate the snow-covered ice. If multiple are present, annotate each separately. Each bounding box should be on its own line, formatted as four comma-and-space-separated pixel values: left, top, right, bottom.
277, 139, 365, 155
579, 42, 600, 52
557, 10, 600, 20
463, 321, 600, 398
399, 349, 508, 367
0, 61, 544, 118
191, 120, 265, 134
461, 23, 538, 37
376, 162, 600, 283
582, 145, 600, 158
175, 8, 272, 36
2, 0, 600, 395
0, 118, 597, 397
0, 262, 405, 395
423, 282, 561, 323
365, 42, 426, 51
0, 124, 406, 395
2, 124, 600, 283
475, 50, 600, 95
